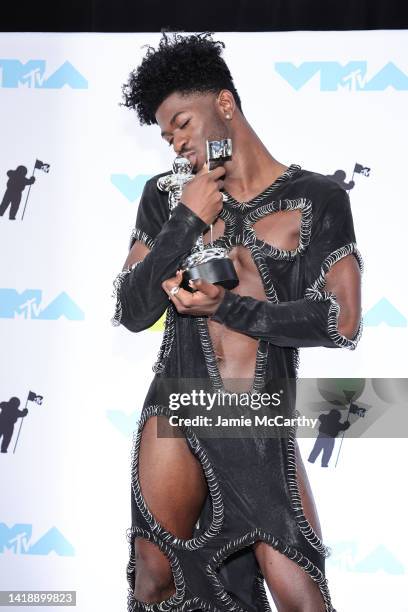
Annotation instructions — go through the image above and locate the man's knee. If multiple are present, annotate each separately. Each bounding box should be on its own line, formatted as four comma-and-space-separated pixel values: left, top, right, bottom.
133, 538, 175, 603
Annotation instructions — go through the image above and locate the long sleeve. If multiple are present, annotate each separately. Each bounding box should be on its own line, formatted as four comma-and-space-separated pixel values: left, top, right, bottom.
111, 175, 208, 333
210, 185, 364, 350
210, 291, 340, 348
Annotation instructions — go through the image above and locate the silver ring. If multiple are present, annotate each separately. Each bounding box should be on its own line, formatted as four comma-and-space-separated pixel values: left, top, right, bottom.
169, 285, 181, 296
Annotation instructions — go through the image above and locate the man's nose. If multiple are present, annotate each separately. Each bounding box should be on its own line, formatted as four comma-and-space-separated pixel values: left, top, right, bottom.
173, 134, 188, 156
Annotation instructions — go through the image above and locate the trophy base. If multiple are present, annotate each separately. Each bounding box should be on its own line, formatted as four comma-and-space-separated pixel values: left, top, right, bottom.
182, 257, 239, 290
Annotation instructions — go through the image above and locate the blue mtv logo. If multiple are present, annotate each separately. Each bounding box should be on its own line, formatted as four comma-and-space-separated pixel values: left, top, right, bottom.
0, 60, 87, 89
275, 61, 408, 91
106, 409, 139, 436
0, 524, 75, 556
111, 174, 152, 202
0, 289, 84, 320
328, 540, 405, 575
363, 298, 407, 327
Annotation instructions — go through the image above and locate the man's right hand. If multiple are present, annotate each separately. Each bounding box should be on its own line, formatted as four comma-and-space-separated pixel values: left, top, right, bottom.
180, 163, 226, 226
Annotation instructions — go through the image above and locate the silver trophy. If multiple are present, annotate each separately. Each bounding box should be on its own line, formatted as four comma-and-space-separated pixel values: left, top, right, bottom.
157, 155, 194, 212
158, 141, 238, 291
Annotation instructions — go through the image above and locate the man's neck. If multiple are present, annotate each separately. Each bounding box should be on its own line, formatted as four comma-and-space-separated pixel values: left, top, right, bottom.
222, 118, 288, 201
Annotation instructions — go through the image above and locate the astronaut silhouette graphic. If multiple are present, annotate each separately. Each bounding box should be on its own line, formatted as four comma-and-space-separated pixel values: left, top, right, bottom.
0, 397, 28, 453
0, 166, 35, 220
325, 169, 355, 191
308, 408, 350, 467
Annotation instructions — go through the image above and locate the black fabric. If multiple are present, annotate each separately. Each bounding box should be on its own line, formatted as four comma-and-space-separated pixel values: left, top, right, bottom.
209, 186, 360, 348
119, 164, 362, 611
119, 176, 208, 332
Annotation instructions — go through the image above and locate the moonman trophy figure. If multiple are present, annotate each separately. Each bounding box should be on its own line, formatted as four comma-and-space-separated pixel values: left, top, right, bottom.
112, 32, 363, 612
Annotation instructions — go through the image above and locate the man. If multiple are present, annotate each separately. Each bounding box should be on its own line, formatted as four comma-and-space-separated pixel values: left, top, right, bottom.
113, 32, 362, 611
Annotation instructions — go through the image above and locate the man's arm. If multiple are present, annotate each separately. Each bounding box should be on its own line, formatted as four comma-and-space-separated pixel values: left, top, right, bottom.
112, 165, 227, 333
324, 252, 361, 339
112, 200, 207, 333
209, 251, 362, 349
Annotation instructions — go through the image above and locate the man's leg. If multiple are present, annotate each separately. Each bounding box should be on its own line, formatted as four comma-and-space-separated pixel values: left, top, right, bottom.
133, 415, 208, 603
253, 440, 326, 612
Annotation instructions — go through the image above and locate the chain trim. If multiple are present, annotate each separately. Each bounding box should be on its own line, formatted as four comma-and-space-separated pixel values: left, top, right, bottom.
205, 528, 336, 612
305, 243, 364, 350
243, 197, 313, 260
286, 409, 331, 558
130, 405, 224, 551
152, 305, 176, 374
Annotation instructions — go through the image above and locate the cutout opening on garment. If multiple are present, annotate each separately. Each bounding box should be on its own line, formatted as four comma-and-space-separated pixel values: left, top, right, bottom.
205, 528, 335, 612
131, 405, 224, 551
304, 243, 364, 350
126, 526, 185, 610
245, 197, 313, 260
253, 208, 302, 253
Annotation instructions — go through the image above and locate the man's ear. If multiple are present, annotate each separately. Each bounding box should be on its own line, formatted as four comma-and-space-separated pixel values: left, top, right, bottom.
216, 89, 235, 119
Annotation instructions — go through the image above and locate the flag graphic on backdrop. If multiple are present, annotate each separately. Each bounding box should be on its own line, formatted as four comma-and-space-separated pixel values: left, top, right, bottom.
34, 159, 50, 173
21, 159, 51, 220
354, 163, 371, 177
27, 391, 44, 405
12, 390, 44, 453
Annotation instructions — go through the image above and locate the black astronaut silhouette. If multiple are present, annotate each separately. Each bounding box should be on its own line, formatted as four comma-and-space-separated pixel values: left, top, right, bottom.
308, 408, 350, 467
325, 169, 355, 191
0, 397, 28, 453
0, 166, 35, 220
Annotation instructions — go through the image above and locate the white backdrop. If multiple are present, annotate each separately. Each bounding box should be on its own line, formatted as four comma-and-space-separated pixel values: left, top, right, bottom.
0, 30, 407, 611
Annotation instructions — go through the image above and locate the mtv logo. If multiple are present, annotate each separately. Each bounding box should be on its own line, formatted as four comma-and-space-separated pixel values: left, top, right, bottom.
0, 60, 88, 89
363, 298, 407, 327
0, 523, 32, 554
0, 289, 84, 320
275, 61, 408, 91
111, 174, 152, 202
0, 523, 75, 556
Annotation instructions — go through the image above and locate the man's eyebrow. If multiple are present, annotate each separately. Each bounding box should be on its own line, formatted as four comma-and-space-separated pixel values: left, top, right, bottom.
160, 111, 187, 138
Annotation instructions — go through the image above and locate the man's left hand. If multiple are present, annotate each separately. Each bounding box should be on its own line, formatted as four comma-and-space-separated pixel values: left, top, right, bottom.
162, 270, 226, 316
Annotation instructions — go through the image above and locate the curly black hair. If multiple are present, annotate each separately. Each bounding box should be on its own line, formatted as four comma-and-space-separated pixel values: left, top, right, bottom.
121, 32, 242, 125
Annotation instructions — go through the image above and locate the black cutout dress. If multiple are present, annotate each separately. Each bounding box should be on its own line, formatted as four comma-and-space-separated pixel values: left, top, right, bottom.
112, 164, 364, 612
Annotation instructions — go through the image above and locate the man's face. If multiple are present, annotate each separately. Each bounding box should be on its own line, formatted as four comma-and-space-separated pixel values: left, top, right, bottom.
155, 91, 229, 173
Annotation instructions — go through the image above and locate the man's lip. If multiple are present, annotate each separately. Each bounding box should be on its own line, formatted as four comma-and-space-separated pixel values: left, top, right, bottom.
183, 151, 197, 167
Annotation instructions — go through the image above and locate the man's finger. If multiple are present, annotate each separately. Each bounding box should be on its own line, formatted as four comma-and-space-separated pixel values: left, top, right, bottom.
209, 165, 226, 179
196, 161, 209, 175
163, 281, 192, 305
189, 278, 220, 298
161, 274, 179, 292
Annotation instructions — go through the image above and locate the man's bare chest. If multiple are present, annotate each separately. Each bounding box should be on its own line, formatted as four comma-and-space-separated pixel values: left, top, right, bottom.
202, 208, 302, 298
